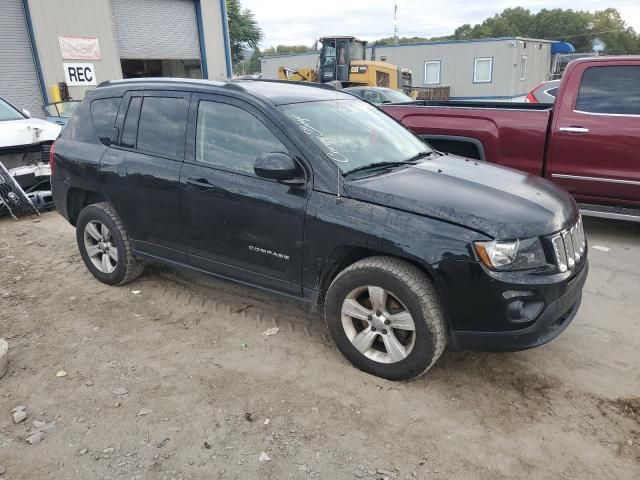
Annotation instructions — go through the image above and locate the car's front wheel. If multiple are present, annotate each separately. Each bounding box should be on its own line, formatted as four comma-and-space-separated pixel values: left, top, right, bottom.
76, 202, 144, 285
324, 257, 446, 381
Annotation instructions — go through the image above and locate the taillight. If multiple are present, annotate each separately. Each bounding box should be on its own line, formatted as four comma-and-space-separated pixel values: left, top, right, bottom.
49, 140, 57, 175
525, 91, 538, 103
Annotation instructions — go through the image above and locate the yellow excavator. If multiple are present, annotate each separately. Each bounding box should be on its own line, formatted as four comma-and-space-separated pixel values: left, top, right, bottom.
278, 36, 412, 94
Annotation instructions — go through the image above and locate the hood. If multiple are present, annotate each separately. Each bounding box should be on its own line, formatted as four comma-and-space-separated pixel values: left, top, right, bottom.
344, 154, 578, 239
0, 118, 61, 149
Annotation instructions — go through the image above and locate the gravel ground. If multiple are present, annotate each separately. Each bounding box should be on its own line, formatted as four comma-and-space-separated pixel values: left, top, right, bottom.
0, 212, 639, 479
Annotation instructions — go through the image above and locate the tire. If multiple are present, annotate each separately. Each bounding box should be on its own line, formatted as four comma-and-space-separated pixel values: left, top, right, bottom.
76, 202, 144, 286
324, 256, 446, 381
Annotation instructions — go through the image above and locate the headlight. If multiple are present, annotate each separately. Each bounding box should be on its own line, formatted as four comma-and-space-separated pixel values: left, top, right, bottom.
474, 238, 547, 271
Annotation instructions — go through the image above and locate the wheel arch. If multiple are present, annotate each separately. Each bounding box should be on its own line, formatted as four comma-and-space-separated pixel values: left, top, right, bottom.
66, 187, 107, 226
315, 246, 445, 316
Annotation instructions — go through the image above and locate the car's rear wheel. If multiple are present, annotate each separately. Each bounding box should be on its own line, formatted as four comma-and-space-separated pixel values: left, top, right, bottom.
324, 256, 446, 381
76, 202, 143, 285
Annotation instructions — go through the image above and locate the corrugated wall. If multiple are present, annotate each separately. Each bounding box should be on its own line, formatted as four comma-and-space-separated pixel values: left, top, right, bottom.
110, 0, 200, 60
0, 0, 44, 117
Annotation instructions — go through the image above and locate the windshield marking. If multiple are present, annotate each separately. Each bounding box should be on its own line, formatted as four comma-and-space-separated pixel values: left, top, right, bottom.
291, 114, 349, 163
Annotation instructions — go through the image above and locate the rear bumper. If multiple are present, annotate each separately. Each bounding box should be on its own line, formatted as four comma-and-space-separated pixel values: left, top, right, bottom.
450, 260, 588, 352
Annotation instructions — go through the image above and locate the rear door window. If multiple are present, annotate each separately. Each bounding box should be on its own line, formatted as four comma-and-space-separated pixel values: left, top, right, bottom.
118, 94, 189, 159
136, 96, 189, 159
576, 65, 640, 115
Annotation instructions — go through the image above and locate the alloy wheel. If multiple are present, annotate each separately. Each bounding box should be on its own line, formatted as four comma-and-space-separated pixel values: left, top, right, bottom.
340, 285, 416, 364
83, 220, 118, 274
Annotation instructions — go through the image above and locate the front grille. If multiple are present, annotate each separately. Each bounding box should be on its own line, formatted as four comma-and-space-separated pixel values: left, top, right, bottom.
550, 216, 586, 272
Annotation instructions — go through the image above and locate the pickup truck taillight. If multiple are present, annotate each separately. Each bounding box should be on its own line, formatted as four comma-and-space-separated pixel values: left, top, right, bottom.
48, 139, 57, 175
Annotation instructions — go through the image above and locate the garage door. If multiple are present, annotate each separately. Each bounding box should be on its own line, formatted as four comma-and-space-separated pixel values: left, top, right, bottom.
0, 0, 44, 118
111, 0, 201, 60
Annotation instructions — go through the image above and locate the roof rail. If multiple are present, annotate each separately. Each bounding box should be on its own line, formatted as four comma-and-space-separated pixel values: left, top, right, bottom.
235, 78, 338, 91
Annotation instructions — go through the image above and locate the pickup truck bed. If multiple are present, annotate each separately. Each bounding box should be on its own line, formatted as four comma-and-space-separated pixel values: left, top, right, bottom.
387, 101, 552, 176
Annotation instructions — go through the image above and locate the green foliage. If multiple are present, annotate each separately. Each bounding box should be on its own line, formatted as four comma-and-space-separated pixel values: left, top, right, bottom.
374, 36, 429, 46
448, 7, 640, 54
262, 45, 315, 56
372, 7, 640, 54
226, 0, 263, 68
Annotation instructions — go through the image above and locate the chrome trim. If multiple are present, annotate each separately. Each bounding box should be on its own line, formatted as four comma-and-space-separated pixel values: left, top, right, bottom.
552, 174, 640, 186
549, 218, 585, 273
558, 126, 589, 133
580, 209, 640, 223
574, 109, 640, 118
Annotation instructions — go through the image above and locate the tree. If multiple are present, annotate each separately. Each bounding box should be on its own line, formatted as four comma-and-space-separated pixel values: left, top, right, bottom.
262, 45, 314, 56
375, 7, 640, 54
226, 0, 262, 68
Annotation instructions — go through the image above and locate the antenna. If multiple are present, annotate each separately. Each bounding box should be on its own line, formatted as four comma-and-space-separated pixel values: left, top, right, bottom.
393, 3, 399, 45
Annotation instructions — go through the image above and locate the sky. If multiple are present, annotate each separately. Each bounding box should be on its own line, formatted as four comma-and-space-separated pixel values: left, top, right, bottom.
241, 0, 640, 48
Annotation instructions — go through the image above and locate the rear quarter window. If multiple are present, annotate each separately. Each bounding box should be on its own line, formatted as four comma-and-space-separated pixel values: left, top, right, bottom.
90, 97, 121, 145
61, 101, 95, 143
576, 65, 640, 115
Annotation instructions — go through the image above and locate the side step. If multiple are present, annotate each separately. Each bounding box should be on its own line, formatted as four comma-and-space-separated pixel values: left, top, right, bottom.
579, 203, 640, 223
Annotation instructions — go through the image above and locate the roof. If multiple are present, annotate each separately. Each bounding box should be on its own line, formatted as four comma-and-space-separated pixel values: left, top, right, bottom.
260, 36, 559, 59
372, 36, 558, 49
97, 78, 353, 106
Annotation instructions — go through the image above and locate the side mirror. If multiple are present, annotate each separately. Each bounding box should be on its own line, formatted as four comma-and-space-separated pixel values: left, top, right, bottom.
21, 109, 31, 118
254, 153, 304, 185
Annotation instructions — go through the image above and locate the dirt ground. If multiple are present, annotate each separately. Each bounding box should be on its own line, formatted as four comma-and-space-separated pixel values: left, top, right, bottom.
0, 212, 638, 480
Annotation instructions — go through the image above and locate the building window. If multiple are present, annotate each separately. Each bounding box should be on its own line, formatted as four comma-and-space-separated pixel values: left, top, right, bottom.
520, 55, 528, 80
474, 57, 493, 83
424, 60, 441, 85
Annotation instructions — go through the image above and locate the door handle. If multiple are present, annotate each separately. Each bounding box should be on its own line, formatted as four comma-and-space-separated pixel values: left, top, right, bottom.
559, 126, 589, 134
186, 177, 215, 191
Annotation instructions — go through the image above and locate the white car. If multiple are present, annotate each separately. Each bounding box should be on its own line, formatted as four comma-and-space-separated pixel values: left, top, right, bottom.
0, 96, 61, 216
0, 96, 60, 151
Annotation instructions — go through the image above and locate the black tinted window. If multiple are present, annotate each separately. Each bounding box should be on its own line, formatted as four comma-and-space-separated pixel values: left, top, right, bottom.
120, 97, 141, 149
546, 88, 558, 98
90, 97, 120, 144
196, 101, 287, 175
576, 66, 640, 115
62, 101, 95, 143
137, 97, 188, 159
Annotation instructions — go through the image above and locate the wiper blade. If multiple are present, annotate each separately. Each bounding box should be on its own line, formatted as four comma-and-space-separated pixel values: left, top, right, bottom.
344, 161, 413, 176
404, 150, 436, 163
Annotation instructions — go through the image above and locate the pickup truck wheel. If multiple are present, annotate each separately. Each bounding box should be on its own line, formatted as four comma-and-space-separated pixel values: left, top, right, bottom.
76, 202, 144, 286
325, 257, 446, 381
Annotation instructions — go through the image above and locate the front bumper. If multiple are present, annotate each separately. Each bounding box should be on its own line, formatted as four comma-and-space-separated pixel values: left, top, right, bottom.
441, 259, 588, 352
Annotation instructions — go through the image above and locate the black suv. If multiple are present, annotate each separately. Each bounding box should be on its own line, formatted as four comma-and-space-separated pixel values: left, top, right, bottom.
51, 79, 588, 380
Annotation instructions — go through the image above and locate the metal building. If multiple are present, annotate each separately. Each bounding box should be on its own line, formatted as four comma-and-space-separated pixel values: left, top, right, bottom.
260, 37, 556, 101
372, 37, 555, 100
0, 0, 232, 117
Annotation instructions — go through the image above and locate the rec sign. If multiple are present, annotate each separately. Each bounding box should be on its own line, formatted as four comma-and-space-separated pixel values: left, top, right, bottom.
63, 63, 97, 86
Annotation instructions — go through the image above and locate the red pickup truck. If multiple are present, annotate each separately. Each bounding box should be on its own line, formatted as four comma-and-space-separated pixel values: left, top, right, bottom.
383, 56, 640, 221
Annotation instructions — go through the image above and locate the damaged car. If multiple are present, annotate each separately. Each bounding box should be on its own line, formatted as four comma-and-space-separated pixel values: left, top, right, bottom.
0, 96, 60, 216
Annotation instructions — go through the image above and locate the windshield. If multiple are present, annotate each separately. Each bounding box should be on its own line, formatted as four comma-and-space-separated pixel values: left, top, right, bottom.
382, 89, 414, 103
280, 99, 430, 175
0, 98, 25, 121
